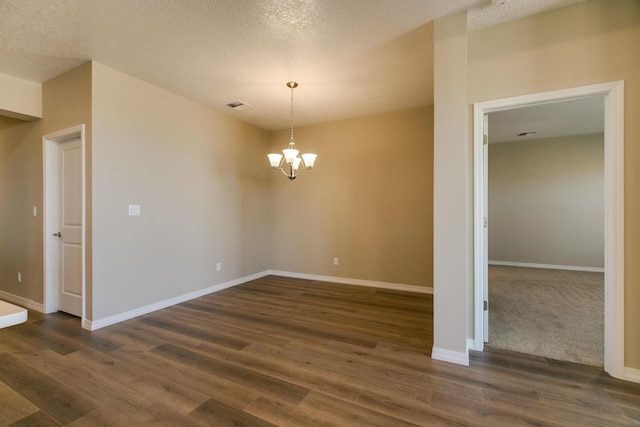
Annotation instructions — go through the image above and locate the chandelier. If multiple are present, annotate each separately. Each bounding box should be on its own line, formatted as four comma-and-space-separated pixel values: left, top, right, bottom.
267, 81, 317, 180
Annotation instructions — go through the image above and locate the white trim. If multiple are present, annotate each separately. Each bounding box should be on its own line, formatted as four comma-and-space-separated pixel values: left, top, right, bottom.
473, 81, 625, 380
624, 367, 640, 384
267, 270, 433, 294
85, 270, 270, 330
0, 290, 45, 312
604, 81, 625, 380
488, 260, 604, 273
0, 300, 28, 328
43, 125, 86, 320
473, 103, 486, 353
432, 347, 469, 366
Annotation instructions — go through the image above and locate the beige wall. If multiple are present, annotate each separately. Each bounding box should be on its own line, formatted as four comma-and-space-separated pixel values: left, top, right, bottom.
91, 62, 271, 320
0, 72, 42, 120
466, 0, 640, 366
0, 62, 92, 308
433, 11, 470, 358
0, 116, 41, 302
489, 134, 604, 269
268, 105, 433, 288
1, 60, 270, 323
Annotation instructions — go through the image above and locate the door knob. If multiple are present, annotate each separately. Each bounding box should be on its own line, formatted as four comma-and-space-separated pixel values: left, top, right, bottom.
53, 232, 62, 237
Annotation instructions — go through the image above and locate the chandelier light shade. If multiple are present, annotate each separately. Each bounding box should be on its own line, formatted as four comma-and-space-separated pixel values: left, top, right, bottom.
267, 81, 317, 180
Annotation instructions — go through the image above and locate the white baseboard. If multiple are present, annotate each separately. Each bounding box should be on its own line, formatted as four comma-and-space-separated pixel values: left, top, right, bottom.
431, 346, 469, 366
624, 367, 640, 384
85, 270, 270, 331
0, 290, 45, 312
267, 270, 433, 294
488, 260, 604, 273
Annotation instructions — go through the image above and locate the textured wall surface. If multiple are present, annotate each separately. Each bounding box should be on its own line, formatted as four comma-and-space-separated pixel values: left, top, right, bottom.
489, 134, 604, 269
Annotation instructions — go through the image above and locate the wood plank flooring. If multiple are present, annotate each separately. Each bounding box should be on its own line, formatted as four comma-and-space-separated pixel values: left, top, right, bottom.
0, 275, 638, 426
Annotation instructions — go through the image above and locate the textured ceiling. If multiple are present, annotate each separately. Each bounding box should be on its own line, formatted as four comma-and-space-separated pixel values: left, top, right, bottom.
0, 0, 587, 130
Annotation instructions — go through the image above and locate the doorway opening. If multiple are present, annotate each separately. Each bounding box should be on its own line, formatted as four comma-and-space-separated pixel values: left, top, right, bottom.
487, 98, 604, 366
43, 124, 86, 324
472, 82, 625, 380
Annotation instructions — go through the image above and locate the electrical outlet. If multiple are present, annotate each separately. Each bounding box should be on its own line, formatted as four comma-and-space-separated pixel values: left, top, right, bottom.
333, 257, 339, 266
128, 204, 141, 216
17, 272, 22, 283
216, 262, 221, 272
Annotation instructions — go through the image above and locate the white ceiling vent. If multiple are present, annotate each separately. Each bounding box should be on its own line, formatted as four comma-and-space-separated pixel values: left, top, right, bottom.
226, 101, 253, 111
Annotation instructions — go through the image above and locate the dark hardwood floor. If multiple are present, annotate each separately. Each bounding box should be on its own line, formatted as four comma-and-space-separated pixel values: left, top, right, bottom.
0, 275, 638, 426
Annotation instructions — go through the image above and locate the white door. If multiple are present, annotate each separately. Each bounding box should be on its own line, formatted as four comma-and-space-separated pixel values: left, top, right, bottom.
483, 114, 489, 342
55, 137, 83, 316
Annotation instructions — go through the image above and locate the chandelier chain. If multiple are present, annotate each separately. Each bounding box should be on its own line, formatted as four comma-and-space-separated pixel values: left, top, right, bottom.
290, 84, 295, 143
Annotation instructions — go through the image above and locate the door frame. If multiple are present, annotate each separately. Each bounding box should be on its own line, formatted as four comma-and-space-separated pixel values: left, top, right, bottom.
472, 81, 625, 380
43, 124, 86, 323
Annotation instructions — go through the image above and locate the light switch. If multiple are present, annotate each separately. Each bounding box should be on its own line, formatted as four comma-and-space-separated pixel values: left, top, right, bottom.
128, 205, 141, 216
32, 206, 37, 217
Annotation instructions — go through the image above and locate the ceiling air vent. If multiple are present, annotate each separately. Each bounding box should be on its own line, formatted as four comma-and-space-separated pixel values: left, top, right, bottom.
517, 131, 536, 137
226, 101, 253, 111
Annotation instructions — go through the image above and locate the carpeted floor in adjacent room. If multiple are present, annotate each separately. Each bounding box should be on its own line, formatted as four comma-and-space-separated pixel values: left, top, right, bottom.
487, 265, 604, 367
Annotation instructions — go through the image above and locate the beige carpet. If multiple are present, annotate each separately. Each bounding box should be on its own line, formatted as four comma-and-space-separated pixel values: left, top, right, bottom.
488, 265, 604, 366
